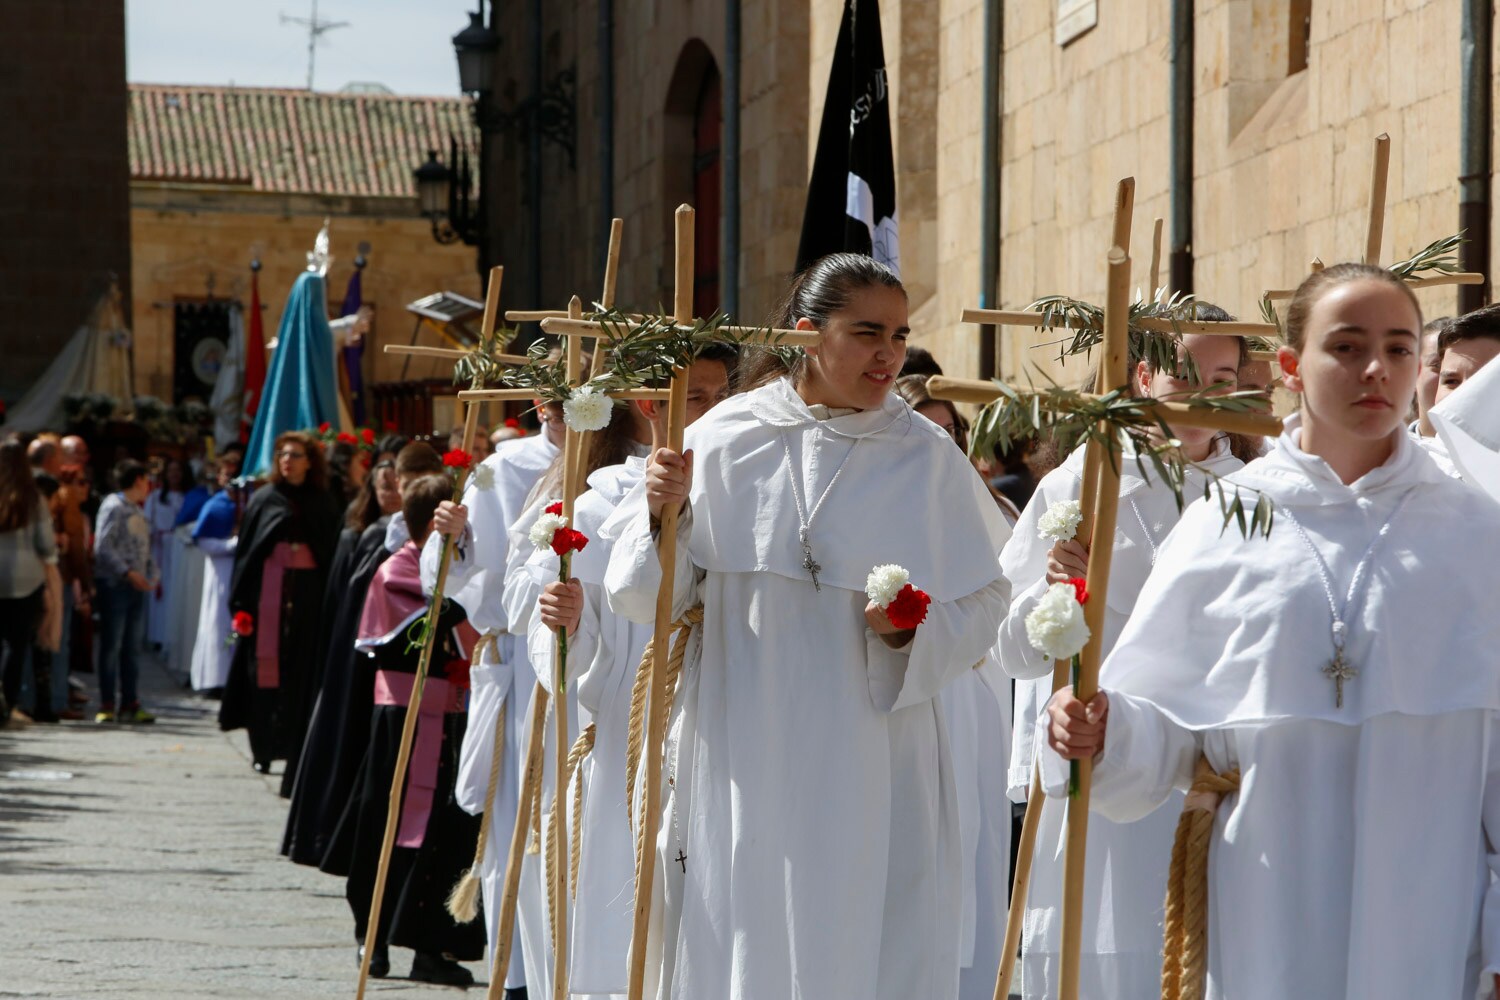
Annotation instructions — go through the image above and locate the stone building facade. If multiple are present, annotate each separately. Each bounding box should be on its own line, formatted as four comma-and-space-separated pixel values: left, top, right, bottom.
127, 84, 480, 402
482, 0, 1490, 384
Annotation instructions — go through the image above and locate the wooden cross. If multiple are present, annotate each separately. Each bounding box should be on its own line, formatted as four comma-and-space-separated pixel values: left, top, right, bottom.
355, 265, 509, 1000
930, 178, 1283, 1000
455, 220, 678, 1000
536, 203, 817, 1000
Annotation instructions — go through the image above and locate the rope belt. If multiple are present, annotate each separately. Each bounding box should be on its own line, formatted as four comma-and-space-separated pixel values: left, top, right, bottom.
625, 605, 705, 831
542, 721, 598, 941
1161, 754, 1241, 1000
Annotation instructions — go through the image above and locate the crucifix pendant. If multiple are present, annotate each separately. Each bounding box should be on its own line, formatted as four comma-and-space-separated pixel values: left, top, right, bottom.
1324, 647, 1357, 709
799, 527, 822, 591
675, 849, 687, 873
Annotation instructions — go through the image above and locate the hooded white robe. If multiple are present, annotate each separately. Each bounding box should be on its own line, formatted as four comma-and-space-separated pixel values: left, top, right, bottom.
1045, 417, 1500, 999
998, 437, 1242, 999
602, 377, 1010, 1000
421, 428, 558, 989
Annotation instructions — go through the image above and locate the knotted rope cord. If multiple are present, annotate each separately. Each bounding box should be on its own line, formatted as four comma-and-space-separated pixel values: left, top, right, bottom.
625, 606, 705, 832
1161, 755, 1241, 1000
526, 696, 553, 855
444, 668, 506, 922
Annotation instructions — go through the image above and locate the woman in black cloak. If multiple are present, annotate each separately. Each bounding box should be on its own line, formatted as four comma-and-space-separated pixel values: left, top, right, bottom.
219, 431, 341, 784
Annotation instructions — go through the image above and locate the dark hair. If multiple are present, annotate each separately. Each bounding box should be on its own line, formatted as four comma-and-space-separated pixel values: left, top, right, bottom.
899, 345, 943, 377
113, 458, 149, 493
1284, 263, 1423, 352
893, 374, 967, 452
219, 441, 246, 458
375, 433, 409, 459
267, 431, 329, 491
1438, 303, 1500, 367
401, 473, 451, 540
1130, 300, 1248, 377
344, 459, 395, 532
159, 457, 187, 502
394, 441, 443, 479
0, 438, 38, 532
694, 341, 741, 380
736, 253, 906, 392
28, 440, 57, 469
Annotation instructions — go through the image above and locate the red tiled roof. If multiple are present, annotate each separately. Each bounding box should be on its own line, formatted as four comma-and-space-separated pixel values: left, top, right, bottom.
128, 84, 477, 198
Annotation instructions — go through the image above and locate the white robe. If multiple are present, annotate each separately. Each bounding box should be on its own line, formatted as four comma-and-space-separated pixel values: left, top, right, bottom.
422, 429, 558, 988
1048, 417, 1500, 999
998, 438, 1242, 999
525, 457, 651, 998
189, 533, 236, 691
144, 489, 184, 646
602, 378, 1011, 1000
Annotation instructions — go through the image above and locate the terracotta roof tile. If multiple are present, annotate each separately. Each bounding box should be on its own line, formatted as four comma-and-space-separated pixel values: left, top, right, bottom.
128, 83, 477, 198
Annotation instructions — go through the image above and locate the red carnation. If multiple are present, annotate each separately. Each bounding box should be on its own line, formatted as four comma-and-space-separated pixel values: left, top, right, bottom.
232, 611, 255, 637
886, 584, 931, 630
336, 431, 357, 445
383, 420, 398, 432
1067, 577, 1089, 605
443, 448, 473, 470
443, 657, 471, 691
360, 427, 375, 445
550, 526, 589, 557
505, 418, 520, 429
318, 421, 331, 434
545, 501, 563, 516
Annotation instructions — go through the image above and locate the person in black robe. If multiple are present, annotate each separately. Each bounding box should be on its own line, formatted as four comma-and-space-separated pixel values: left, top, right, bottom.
219, 431, 341, 784
282, 460, 400, 864
323, 472, 483, 986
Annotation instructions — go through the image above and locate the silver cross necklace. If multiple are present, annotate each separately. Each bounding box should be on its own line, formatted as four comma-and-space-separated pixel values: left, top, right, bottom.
1278, 492, 1413, 708
781, 430, 863, 591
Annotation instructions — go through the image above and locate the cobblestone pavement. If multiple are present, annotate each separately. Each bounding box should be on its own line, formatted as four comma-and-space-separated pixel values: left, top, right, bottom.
0, 653, 486, 999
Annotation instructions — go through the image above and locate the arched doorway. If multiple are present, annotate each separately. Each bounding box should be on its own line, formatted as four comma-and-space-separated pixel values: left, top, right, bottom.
664, 41, 722, 315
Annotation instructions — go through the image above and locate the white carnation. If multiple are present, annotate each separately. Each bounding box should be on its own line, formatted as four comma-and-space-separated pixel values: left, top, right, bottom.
1037, 499, 1084, 542
528, 512, 569, 550
864, 563, 910, 609
1024, 582, 1091, 660
470, 464, 495, 491
563, 385, 613, 433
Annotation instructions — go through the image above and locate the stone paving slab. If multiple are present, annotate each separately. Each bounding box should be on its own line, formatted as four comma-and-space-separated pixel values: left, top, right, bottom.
0, 654, 485, 999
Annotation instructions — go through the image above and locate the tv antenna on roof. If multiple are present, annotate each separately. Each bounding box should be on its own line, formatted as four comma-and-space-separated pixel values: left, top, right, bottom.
280, 0, 350, 91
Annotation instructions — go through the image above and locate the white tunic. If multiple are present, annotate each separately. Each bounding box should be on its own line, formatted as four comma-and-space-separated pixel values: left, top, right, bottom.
144, 489, 184, 647
1051, 418, 1500, 999
603, 378, 1011, 1000
525, 458, 651, 998
189, 533, 236, 691
422, 429, 558, 987
998, 439, 1242, 999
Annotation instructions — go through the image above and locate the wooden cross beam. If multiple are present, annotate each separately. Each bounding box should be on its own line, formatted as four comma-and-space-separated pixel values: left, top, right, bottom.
355, 265, 507, 1000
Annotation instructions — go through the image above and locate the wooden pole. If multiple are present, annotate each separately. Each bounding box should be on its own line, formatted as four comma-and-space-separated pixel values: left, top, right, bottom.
485, 683, 550, 1000
1057, 242, 1133, 1000
1149, 217, 1164, 298
355, 264, 503, 1000
1365, 133, 1391, 265
626, 204, 695, 1000
956, 309, 1277, 338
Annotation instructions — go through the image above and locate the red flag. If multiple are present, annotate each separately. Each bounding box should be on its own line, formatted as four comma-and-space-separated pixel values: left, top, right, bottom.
242, 269, 267, 442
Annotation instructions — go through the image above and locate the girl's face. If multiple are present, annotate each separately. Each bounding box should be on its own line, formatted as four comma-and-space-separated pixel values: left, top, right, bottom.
796, 285, 909, 410
277, 442, 310, 486
166, 461, 185, 490
1280, 279, 1420, 445
915, 401, 960, 444
374, 467, 401, 515
1135, 334, 1242, 456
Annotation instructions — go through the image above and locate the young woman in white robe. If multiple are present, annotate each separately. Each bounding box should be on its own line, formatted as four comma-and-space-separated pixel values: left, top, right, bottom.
144, 459, 186, 648
1000, 332, 1245, 999
527, 353, 734, 999
1047, 264, 1500, 999
424, 417, 560, 996
603, 253, 1011, 1000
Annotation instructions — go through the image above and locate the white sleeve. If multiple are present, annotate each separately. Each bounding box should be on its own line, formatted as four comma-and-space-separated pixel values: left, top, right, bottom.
603, 491, 700, 626
526, 576, 602, 697
1039, 688, 1199, 823
865, 576, 1010, 713
195, 536, 237, 557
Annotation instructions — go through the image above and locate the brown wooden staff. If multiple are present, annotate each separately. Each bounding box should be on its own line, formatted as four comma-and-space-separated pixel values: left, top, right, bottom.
355, 264, 504, 1000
